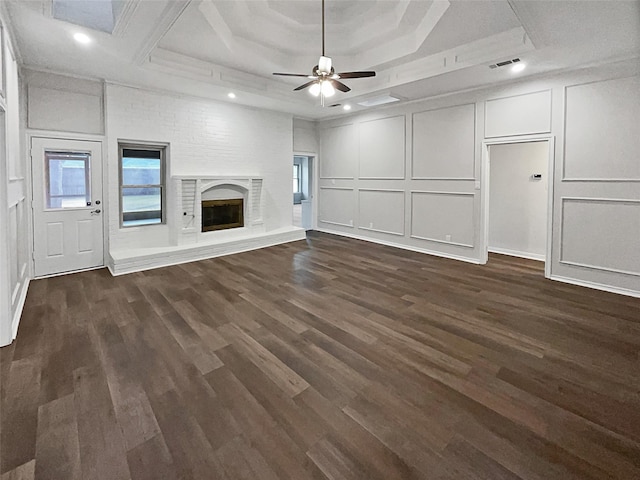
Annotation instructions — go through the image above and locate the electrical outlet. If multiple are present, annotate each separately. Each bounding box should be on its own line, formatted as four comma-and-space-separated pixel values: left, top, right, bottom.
445, 234, 452, 242
369, 222, 373, 228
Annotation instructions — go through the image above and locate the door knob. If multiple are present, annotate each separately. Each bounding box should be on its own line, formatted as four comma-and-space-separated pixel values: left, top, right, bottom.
91, 209, 101, 214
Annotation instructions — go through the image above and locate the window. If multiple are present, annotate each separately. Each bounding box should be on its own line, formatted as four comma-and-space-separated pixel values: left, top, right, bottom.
293, 164, 301, 194
119, 144, 166, 227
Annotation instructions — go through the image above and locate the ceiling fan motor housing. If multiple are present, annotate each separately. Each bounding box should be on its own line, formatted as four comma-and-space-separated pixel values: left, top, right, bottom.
318, 56, 332, 74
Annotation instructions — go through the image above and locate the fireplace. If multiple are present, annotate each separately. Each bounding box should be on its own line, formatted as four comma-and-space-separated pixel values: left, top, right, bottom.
202, 199, 244, 232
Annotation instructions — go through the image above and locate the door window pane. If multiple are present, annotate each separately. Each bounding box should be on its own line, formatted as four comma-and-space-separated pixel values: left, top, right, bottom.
46, 152, 90, 209
122, 187, 162, 226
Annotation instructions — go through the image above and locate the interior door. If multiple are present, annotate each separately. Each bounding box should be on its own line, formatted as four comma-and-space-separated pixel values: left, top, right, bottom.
31, 138, 104, 277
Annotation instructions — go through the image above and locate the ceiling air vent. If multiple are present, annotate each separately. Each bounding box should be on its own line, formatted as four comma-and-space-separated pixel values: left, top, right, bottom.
489, 58, 521, 69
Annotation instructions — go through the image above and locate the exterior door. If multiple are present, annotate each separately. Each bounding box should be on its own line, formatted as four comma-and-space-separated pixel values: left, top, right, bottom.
31, 138, 104, 277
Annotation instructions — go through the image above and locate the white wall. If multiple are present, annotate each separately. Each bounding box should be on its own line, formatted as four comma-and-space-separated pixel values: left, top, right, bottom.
105, 84, 294, 253
552, 74, 640, 293
489, 141, 548, 260
318, 100, 483, 263
293, 118, 318, 155
25, 69, 104, 135
0, 21, 30, 346
317, 60, 640, 297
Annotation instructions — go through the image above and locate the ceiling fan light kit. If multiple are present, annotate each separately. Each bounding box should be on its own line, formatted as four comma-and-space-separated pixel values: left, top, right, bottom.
309, 82, 321, 96
273, 0, 376, 106
321, 80, 335, 97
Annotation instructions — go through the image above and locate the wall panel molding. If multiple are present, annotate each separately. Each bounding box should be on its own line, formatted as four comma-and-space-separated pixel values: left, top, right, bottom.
410, 190, 476, 196
358, 188, 406, 192
358, 115, 406, 180
412, 103, 476, 180
320, 123, 357, 179
319, 186, 355, 228
358, 189, 405, 236
411, 177, 476, 181
562, 75, 640, 181
549, 274, 640, 299
559, 260, 640, 277
317, 227, 481, 265
485, 89, 552, 138
560, 196, 640, 277
561, 178, 640, 183
358, 227, 404, 236
410, 190, 475, 248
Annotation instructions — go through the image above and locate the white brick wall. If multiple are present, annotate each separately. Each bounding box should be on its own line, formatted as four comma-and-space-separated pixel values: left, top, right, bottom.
293, 118, 318, 154
105, 84, 293, 251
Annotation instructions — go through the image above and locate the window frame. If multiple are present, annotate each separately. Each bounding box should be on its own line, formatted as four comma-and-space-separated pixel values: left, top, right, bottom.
118, 142, 167, 228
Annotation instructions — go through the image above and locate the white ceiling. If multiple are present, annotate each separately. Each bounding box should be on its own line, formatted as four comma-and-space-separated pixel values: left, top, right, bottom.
4, 0, 640, 119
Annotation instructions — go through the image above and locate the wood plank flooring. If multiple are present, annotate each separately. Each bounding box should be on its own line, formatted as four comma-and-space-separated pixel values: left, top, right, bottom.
2, 231, 640, 479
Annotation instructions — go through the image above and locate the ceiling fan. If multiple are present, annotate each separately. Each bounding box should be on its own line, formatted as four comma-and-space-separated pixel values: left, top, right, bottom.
272, 0, 375, 103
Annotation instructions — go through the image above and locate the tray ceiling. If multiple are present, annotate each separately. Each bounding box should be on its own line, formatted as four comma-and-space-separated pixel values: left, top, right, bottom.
4, 0, 640, 119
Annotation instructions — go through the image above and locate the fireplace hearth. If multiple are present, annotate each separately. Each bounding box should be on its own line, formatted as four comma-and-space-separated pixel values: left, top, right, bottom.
202, 199, 244, 232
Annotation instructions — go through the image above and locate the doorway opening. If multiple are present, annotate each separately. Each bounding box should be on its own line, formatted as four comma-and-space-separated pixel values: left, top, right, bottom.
293, 155, 313, 230
483, 137, 553, 276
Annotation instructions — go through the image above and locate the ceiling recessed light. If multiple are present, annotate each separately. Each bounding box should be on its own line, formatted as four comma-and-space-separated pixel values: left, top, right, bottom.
227, 92, 236, 99
343, 104, 351, 111
73, 32, 91, 44
511, 63, 526, 73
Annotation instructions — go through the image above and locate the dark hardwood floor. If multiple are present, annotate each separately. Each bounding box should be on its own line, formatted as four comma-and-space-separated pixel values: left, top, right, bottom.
2, 231, 640, 480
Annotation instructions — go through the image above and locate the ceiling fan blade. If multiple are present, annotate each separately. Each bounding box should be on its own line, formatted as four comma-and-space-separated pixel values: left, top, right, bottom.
330, 79, 351, 93
294, 80, 318, 91
273, 72, 312, 77
336, 71, 376, 79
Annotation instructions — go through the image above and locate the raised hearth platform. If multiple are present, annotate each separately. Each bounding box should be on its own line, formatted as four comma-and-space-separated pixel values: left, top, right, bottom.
108, 226, 305, 276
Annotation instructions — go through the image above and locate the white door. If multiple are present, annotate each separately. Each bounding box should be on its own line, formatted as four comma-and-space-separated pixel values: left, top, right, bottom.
31, 138, 104, 277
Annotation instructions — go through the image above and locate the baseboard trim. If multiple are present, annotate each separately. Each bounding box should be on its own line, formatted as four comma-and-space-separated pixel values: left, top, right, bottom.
9, 278, 30, 344
316, 228, 482, 265
489, 247, 545, 262
34, 265, 105, 280
549, 274, 640, 298
109, 227, 306, 276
